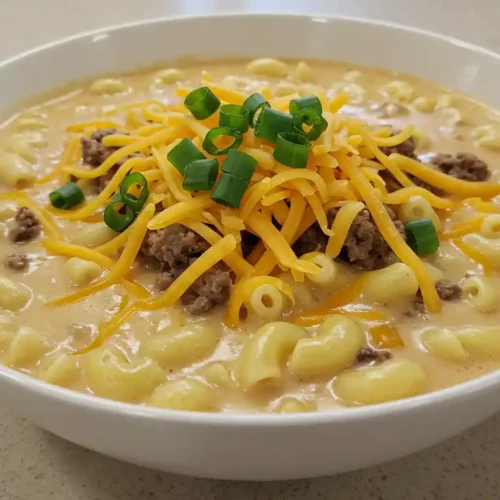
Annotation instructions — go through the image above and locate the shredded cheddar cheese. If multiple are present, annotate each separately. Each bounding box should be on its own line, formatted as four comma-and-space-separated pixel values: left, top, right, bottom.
336, 152, 441, 312
48, 204, 155, 306
20, 73, 499, 346
325, 201, 365, 258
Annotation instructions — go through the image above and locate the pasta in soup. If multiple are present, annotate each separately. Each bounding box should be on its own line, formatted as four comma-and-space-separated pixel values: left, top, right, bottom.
1, 58, 500, 413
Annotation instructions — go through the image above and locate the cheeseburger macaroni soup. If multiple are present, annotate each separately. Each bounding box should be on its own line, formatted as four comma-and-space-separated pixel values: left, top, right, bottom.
0, 58, 499, 413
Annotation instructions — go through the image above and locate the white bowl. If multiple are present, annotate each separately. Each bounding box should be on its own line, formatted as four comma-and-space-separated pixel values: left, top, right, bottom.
1, 13, 500, 481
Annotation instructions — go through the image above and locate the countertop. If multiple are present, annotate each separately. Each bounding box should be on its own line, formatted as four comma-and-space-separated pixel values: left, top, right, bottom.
0, 1, 499, 498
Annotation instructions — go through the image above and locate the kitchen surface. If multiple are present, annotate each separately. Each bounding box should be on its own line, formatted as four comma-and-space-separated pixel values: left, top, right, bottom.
0, 1, 499, 498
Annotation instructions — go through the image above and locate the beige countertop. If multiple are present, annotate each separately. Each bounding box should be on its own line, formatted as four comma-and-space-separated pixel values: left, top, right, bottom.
0, 1, 499, 498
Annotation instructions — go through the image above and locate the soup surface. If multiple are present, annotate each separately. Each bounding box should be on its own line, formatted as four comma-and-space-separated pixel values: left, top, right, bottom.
0, 58, 500, 413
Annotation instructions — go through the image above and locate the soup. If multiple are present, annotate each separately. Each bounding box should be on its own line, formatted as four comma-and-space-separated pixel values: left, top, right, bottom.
0, 58, 499, 413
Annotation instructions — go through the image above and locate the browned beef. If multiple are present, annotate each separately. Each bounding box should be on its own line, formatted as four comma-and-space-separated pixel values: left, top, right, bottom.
356, 347, 391, 364
8, 207, 41, 243
81, 129, 120, 167
80, 128, 141, 191
292, 224, 327, 256
435, 280, 462, 301
430, 152, 490, 182
141, 224, 233, 315
293, 207, 405, 271
380, 136, 417, 159
340, 207, 406, 270
5, 253, 29, 271
378, 135, 440, 194
414, 280, 461, 313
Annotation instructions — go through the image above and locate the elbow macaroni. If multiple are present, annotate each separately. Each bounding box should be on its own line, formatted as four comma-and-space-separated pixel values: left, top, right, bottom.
294, 61, 315, 82
379, 80, 415, 103
455, 328, 500, 358
39, 353, 80, 387
246, 58, 288, 78
83, 348, 164, 402
237, 322, 307, 390
249, 284, 284, 321
462, 234, 500, 267
398, 196, 441, 231
6, 327, 49, 367
0, 151, 36, 187
141, 321, 219, 368
362, 263, 419, 304
65, 258, 103, 286
421, 328, 468, 362
301, 253, 338, 286
149, 378, 218, 412
289, 315, 364, 378
89, 78, 127, 95
153, 68, 186, 87
334, 358, 428, 405
480, 215, 500, 239
71, 222, 118, 248
0, 275, 31, 311
462, 275, 500, 312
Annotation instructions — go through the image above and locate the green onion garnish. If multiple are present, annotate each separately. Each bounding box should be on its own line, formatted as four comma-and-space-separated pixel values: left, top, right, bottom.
104, 194, 136, 232
242, 93, 270, 128
273, 132, 312, 169
221, 149, 258, 182
254, 107, 294, 142
184, 87, 221, 120
167, 138, 205, 174
219, 104, 250, 133
202, 126, 243, 155
289, 95, 323, 115
119, 172, 149, 212
292, 108, 328, 141
211, 173, 249, 209
49, 182, 85, 209
183, 159, 219, 191
404, 219, 440, 255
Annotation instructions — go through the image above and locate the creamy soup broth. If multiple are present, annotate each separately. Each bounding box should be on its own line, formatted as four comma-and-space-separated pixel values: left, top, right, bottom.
0, 58, 499, 413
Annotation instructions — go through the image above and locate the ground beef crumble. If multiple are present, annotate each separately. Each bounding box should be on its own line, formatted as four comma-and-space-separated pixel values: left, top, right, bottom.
414, 280, 462, 313
356, 347, 391, 364
378, 134, 490, 192
293, 206, 406, 271
8, 207, 41, 243
380, 136, 417, 159
80, 128, 142, 191
5, 253, 29, 271
430, 152, 490, 182
141, 224, 233, 315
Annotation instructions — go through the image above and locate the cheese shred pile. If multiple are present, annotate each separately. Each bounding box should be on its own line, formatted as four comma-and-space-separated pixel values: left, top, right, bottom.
9, 74, 500, 345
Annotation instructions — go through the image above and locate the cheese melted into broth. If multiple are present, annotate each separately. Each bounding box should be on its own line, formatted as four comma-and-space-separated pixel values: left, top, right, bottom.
0, 59, 499, 413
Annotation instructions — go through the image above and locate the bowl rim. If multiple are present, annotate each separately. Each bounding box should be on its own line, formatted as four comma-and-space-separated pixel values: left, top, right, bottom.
1, 11, 500, 425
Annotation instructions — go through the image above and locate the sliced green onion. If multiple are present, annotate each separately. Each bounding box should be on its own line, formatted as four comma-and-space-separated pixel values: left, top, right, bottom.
119, 172, 149, 212
167, 138, 205, 174
183, 159, 219, 191
202, 126, 243, 155
219, 104, 250, 133
211, 173, 249, 209
49, 182, 84, 209
404, 219, 440, 255
254, 107, 294, 142
184, 87, 220, 120
273, 132, 312, 169
292, 108, 328, 141
289, 95, 322, 115
104, 194, 136, 232
242, 93, 270, 128
221, 149, 258, 182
